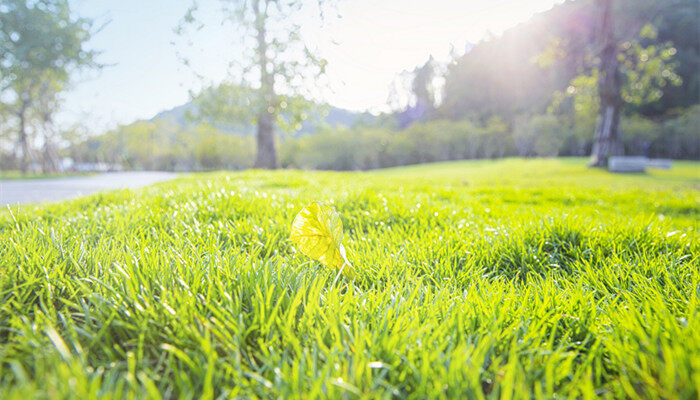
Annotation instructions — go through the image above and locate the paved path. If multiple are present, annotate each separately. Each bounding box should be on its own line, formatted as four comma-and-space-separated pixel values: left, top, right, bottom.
0, 172, 176, 206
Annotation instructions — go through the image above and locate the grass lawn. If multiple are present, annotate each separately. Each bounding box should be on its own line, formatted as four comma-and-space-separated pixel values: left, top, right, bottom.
1, 158, 698, 399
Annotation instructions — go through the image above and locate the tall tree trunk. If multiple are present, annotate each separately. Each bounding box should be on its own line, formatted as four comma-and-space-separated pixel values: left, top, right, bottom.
255, 110, 277, 169
253, 0, 278, 169
42, 135, 60, 174
590, 0, 623, 167
18, 107, 30, 175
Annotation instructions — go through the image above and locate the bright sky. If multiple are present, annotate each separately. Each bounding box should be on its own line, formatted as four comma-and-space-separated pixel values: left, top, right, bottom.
63, 0, 562, 132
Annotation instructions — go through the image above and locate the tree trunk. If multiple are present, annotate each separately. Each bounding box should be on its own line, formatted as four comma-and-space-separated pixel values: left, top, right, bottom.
40, 114, 59, 173
18, 108, 30, 175
590, 103, 622, 166
252, 0, 278, 169
254, 110, 278, 169
590, 0, 623, 167
42, 137, 60, 173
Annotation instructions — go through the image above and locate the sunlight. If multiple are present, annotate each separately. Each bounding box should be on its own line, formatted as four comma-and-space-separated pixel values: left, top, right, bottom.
1, 0, 697, 396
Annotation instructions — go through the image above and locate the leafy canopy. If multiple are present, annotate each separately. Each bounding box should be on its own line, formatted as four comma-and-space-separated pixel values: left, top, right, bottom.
175, 0, 333, 130
549, 24, 681, 127
0, 0, 98, 97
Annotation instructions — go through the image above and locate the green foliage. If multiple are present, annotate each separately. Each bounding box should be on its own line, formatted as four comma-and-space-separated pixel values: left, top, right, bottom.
74, 106, 699, 173
550, 73, 598, 123
192, 125, 255, 170
0, 0, 99, 172
441, 0, 591, 120
282, 119, 513, 170
550, 23, 682, 123
440, 0, 699, 122
619, 115, 659, 155
618, 24, 682, 106
190, 82, 316, 134
190, 83, 259, 127
71, 120, 254, 171
0, 0, 97, 84
0, 159, 698, 398
513, 114, 565, 157
176, 0, 335, 167
656, 105, 700, 159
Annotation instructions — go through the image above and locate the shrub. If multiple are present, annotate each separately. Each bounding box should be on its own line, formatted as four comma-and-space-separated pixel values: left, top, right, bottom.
620, 115, 660, 156
513, 114, 566, 157
658, 105, 700, 159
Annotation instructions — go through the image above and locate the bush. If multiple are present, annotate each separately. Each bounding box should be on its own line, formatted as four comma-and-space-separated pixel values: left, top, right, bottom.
70, 121, 254, 171
657, 105, 700, 159
281, 119, 519, 170
620, 115, 659, 156
513, 114, 567, 157
70, 107, 699, 172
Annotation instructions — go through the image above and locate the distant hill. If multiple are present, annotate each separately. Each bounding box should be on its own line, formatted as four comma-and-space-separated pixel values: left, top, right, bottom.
150, 101, 373, 136
152, 103, 191, 125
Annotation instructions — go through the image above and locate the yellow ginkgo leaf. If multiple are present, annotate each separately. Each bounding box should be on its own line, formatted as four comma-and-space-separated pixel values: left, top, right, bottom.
290, 202, 355, 279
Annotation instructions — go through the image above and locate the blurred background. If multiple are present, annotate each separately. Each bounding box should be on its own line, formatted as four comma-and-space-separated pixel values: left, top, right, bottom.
0, 0, 698, 175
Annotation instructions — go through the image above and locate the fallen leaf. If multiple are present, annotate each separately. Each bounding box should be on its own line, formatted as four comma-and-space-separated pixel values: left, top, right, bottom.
291, 202, 355, 279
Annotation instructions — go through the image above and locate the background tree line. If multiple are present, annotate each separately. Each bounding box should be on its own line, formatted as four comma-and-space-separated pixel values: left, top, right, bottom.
0, 0, 99, 174
1, 0, 697, 173
58, 104, 697, 172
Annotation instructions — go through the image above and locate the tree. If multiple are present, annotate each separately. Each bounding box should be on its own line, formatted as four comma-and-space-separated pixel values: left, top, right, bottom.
439, 0, 694, 129
177, 0, 333, 169
412, 56, 437, 114
589, 0, 623, 167
0, 0, 99, 174
390, 56, 440, 129
34, 72, 62, 173
589, 0, 687, 166
541, 0, 682, 166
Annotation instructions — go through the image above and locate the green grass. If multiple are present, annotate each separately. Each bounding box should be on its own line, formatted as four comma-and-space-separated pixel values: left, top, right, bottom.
1, 158, 698, 399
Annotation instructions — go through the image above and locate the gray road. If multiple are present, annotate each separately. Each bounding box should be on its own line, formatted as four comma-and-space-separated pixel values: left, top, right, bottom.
0, 172, 176, 206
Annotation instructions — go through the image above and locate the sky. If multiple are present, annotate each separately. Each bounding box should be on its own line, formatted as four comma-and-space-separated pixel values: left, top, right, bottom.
63, 0, 563, 132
